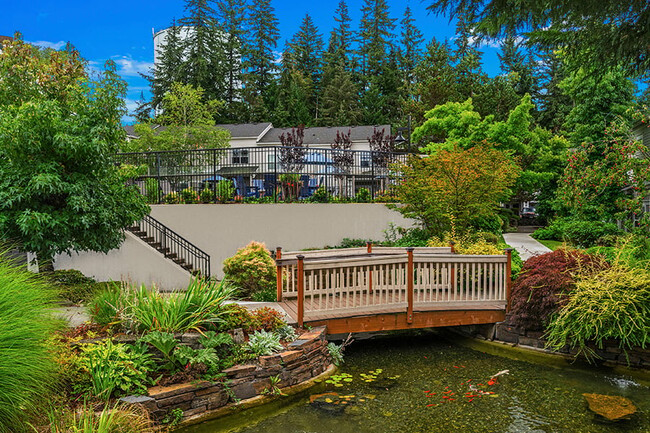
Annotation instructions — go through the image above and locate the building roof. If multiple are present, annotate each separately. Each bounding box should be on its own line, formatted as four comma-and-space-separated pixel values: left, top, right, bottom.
215, 123, 272, 138
0, 36, 13, 43
258, 125, 392, 145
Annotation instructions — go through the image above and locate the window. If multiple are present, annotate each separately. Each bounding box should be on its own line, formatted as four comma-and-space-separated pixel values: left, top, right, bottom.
267, 153, 277, 171
360, 152, 372, 168
232, 149, 249, 164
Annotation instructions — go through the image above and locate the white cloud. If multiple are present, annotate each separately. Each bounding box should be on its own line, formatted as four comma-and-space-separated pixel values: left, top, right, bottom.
28, 40, 66, 50
110, 55, 154, 77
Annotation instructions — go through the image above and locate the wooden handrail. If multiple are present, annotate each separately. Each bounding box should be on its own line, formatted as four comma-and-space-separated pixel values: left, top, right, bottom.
407, 247, 414, 324
367, 242, 373, 293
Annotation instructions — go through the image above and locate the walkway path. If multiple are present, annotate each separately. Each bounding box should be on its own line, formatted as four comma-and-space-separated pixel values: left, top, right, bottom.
502, 232, 551, 261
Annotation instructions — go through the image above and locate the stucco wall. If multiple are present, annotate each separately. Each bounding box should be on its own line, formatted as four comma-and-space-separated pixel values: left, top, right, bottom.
150, 203, 414, 279
54, 203, 415, 289
54, 231, 192, 291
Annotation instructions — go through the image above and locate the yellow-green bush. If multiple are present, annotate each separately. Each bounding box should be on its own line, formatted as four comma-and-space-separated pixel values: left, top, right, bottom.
545, 261, 650, 361
223, 241, 276, 298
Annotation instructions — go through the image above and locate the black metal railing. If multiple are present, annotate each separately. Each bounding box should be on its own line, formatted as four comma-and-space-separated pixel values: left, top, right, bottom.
129, 215, 211, 278
116, 146, 408, 203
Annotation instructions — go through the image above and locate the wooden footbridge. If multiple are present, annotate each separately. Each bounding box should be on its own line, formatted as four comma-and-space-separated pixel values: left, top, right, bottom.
274, 244, 513, 334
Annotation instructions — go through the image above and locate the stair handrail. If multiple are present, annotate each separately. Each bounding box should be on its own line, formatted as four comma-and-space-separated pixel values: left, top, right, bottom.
130, 214, 211, 278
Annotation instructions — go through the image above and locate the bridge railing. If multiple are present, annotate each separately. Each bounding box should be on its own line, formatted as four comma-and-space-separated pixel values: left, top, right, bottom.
275, 245, 512, 326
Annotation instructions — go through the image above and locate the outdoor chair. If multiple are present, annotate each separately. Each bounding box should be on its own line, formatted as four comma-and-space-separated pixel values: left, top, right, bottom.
234, 176, 259, 198
299, 175, 312, 199
263, 174, 277, 198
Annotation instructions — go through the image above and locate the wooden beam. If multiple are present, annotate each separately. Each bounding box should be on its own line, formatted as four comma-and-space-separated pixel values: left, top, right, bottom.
306, 310, 505, 334
406, 247, 414, 323
505, 248, 513, 313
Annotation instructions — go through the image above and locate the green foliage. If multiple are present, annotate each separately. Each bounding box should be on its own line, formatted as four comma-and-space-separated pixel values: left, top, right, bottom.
162, 192, 181, 204
0, 254, 59, 432
174, 345, 220, 372
251, 288, 277, 302
0, 38, 149, 266
199, 187, 215, 203
179, 187, 198, 204
161, 407, 184, 427
198, 331, 235, 352
252, 307, 286, 332
327, 342, 345, 366
309, 186, 331, 203
384, 225, 431, 247
48, 402, 157, 433
44, 269, 110, 304
276, 325, 298, 343
144, 178, 160, 204
89, 279, 235, 333
139, 331, 179, 371
532, 218, 621, 248
87, 283, 123, 327
215, 180, 235, 203
216, 304, 260, 333
223, 241, 276, 298
545, 262, 650, 360
247, 330, 283, 356
355, 188, 372, 203
392, 145, 520, 236
78, 340, 155, 399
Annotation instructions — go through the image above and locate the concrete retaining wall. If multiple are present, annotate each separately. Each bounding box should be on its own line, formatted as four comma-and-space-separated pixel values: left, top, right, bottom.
55, 203, 415, 289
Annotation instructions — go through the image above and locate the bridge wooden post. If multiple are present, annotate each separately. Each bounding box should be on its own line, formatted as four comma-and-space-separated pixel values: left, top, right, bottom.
406, 247, 414, 324
297, 254, 305, 328
275, 247, 283, 302
504, 248, 513, 312
367, 242, 373, 293
449, 241, 456, 292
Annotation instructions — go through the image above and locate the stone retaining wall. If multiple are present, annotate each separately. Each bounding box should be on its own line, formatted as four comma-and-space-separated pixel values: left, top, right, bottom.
120, 326, 332, 423
456, 321, 650, 369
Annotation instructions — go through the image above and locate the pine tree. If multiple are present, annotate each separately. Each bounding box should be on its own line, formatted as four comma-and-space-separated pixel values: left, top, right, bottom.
452, 12, 485, 100
216, 0, 247, 120
537, 50, 571, 133
273, 46, 313, 127
399, 6, 424, 89
290, 14, 324, 97
133, 91, 152, 123
179, 0, 225, 102
244, 0, 280, 120
326, 0, 353, 66
498, 35, 538, 98
321, 60, 361, 126
147, 20, 186, 111
358, 0, 396, 79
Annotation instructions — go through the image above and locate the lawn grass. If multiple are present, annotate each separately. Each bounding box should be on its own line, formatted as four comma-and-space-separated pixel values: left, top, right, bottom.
537, 239, 564, 251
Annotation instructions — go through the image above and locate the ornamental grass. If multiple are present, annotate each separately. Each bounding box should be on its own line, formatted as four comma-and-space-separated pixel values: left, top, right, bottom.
0, 253, 60, 432
545, 261, 650, 361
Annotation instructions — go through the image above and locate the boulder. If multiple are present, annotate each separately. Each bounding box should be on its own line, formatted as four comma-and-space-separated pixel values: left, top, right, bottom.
583, 393, 637, 421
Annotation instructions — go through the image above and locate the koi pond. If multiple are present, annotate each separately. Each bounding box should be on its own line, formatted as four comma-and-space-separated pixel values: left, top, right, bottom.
181, 332, 649, 433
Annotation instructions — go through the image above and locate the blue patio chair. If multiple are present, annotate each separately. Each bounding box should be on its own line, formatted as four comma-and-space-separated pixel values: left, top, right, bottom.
299, 175, 312, 199
252, 179, 264, 196
234, 176, 259, 198
263, 174, 277, 198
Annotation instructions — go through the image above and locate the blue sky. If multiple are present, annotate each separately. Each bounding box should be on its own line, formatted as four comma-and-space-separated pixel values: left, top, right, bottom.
2, 0, 504, 123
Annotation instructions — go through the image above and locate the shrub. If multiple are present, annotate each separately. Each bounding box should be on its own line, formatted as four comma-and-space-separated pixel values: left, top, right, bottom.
251, 287, 277, 302
545, 262, 650, 360
252, 307, 286, 331
78, 340, 155, 399
162, 192, 180, 204
216, 304, 260, 332
45, 269, 109, 304
508, 249, 608, 330
215, 179, 235, 203
384, 225, 431, 247
199, 187, 215, 203
0, 255, 59, 432
179, 187, 198, 204
532, 218, 620, 248
247, 330, 283, 356
139, 331, 179, 372
276, 325, 298, 342
144, 178, 160, 204
223, 241, 276, 298
309, 186, 330, 203
355, 187, 371, 203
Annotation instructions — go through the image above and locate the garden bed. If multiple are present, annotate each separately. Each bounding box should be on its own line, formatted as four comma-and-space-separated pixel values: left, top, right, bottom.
119, 326, 333, 425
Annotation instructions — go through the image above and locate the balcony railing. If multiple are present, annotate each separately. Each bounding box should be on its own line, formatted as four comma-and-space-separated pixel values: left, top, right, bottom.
116, 146, 408, 203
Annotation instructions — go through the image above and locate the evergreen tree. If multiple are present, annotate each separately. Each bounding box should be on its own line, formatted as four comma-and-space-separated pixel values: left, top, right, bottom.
216, 0, 247, 120
273, 46, 312, 127
358, 0, 396, 79
537, 50, 571, 133
326, 0, 353, 66
147, 20, 185, 111
473, 75, 520, 121
133, 91, 152, 123
321, 60, 361, 126
498, 35, 538, 98
290, 13, 324, 114
399, 6, 424, 89
179, 0, 226, 102
244, 0, 280, 120
452, 12, 485, 100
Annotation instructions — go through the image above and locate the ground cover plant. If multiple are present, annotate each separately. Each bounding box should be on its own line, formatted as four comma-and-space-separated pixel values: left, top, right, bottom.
0, 254, 60, 433
508, 249, 608, 331
532, 218, 621, 248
